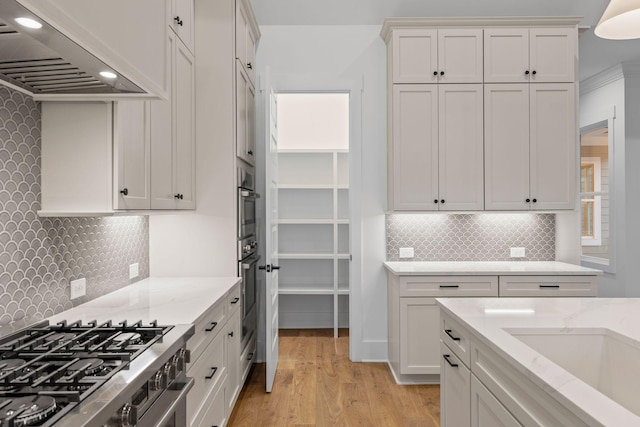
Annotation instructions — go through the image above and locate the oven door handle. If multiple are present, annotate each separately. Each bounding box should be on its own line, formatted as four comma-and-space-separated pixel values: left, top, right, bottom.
242, 255, 261, 270
152, 377, 195, 427
240, 189, 260, 199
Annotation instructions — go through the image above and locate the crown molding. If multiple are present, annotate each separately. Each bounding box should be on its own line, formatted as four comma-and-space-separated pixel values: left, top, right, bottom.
580, 64, 624, 95
380, 16, 583, 43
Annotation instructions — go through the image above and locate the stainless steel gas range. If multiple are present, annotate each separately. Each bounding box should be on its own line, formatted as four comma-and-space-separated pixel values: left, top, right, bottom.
0, 319, 194, 427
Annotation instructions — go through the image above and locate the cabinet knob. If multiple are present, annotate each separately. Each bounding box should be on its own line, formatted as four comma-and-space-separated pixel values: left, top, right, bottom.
434, 199, 439, 204
247, 62, 253, 69
174, 16, 183, 26
228, 331, 234, 337
248, 150, 254, 155
526, 198, 531, 203
532, 70, 537, 75
532, 198, 537, 203
440, 199, 445, 204
433, 71, 438, 76
440, 71, 445, 76
525, 70, 530, 75
120, 188, 128, 196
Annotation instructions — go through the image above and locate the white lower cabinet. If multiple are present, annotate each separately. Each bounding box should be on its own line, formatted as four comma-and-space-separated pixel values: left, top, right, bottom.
196, 374, 228, 427
471, 376, 521, 427
188, 331, 225, 426
440, 342, 470, 427
400, 298, 441, 374
225, 308, 241, 415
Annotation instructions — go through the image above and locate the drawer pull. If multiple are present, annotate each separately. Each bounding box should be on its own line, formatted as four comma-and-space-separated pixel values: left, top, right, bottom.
439, 285, 459, 289
539, 285, 560, 288
248, 352, 254, 361
205, 321, 218, 332
444, 329, 461, 341
205, 367, 218, 379
231, 297, 240, 304
443, 354, 458, 368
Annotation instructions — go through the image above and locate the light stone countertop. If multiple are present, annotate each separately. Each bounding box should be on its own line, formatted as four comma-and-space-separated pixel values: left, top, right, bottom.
48, 276, 241, 327
437, 297, 640, 426
384, 261, 602, 276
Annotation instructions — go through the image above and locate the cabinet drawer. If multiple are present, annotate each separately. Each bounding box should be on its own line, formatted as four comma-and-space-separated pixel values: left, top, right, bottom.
440, 342, 471, 427
240, 334, 256, 384
441, 312, 472, 368
188, 300, 226, 367
187, 329, 226, 425
498, 276, 597, 297
194, 374, 227, 427
400, 276, 498, 297
227, 284, 242, 315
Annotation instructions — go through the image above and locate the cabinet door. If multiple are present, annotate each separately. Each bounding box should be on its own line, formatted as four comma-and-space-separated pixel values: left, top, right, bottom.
392, 29, 438, 84
484, 84, 530, 210
438, 29, 483, 83
529, 28, 576, 83
236, 0, 256, 85
391, 84, 439, 210
171, 0, 194, 53
484, 29, 529, 83
236, 64, 255, 166
151, 32, 177, 209
438, 84, 484, 211
226, 310, 241, 414
174, 38, 196, 209
471, 376, 522, 427
114, 101, 151, 210
196, 376, 228, 427
440, 342, 471, 427
399, 298, 440, 374
530, 83, 576, 210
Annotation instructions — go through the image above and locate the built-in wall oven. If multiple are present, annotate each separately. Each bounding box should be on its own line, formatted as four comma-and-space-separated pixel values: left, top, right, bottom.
238, 165, 259, 351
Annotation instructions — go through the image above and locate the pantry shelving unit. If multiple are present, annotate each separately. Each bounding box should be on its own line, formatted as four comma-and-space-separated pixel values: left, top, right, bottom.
277, 149, 349, 337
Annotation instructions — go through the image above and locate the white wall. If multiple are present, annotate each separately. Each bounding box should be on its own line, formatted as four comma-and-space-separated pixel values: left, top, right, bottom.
579, 66, 628, 296
256, 25, 388, 361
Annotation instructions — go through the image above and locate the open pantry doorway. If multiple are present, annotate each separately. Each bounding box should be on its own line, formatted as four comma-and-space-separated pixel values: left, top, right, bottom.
274, 90, 358, 339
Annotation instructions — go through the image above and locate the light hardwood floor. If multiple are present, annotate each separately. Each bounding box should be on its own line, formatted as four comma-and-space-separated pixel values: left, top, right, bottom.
228, 329, 441, 427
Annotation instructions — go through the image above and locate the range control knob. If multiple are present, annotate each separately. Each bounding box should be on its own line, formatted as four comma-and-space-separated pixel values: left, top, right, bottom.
164, 361, 176, 382
118, 404, 137, 427
150, 370, 166, 391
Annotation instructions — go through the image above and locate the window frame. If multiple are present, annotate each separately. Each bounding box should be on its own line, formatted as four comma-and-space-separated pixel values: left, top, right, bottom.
580, 157, 602, 246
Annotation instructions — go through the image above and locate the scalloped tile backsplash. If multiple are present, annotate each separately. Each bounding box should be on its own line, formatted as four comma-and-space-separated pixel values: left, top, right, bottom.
387, 213, 555, 261
0, 86, 149, 325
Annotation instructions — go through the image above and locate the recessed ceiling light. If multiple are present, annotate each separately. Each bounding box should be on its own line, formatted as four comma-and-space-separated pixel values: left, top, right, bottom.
15, 17, 42, 29
100, 71, 117, 79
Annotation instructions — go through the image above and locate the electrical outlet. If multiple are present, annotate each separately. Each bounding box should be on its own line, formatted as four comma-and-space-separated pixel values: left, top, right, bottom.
129, 263, 139, 279
70, 278, 86, 299
399, 247, 415, 259
510, 247, 526, 258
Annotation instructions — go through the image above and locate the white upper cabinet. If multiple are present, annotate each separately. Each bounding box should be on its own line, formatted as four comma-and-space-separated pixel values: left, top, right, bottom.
484, 83, 575, 210
236, 0, 259, 85
391, 84, 483, 211
392, 28, 483, 84
114, 101, 151, 210
170, 0, 195, 53
484, 28, 576, 83
236, 63, 256, 166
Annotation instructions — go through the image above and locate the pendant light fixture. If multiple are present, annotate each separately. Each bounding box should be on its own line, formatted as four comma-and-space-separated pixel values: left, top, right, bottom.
595, 0, 640, 40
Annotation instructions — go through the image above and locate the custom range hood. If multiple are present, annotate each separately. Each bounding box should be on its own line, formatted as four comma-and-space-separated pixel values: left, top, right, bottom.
0, 1, 144, 96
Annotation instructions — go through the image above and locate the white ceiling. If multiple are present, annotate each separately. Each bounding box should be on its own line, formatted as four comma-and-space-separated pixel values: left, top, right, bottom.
250, 0, 640, 81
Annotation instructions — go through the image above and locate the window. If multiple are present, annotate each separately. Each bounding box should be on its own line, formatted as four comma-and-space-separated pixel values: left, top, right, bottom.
580, 122, 612, 270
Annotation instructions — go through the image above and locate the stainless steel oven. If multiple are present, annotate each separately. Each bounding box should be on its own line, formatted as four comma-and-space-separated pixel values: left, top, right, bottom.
238, 166, 258, 239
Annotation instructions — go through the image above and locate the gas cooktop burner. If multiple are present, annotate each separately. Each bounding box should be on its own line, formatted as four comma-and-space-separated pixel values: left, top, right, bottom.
112, 332, 142, 346
44, 333, 76, 344
0, 395, 57, 427
66, 358, 104, 375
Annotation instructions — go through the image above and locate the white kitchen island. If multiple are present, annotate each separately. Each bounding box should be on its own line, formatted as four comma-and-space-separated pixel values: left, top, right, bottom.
437, 297, 640, 427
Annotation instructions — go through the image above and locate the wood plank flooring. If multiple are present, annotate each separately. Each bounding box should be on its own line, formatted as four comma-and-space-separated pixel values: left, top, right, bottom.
228, 329, 441, 427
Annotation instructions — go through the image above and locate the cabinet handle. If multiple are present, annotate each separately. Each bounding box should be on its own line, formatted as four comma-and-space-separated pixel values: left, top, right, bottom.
532, 70, 537, 75
526, 198, 531, 203
539, 284, 560, 288
443, 354, 458, 368
205, 367, 218, 379
228, 331, 234, 337
532, 198, 537, 203
433, 199, 439, 204
120, 188, 128, 196
439, 285, 459, 289
174, 194, 184, 200
231, 297, 240, 304
174, 16, 183, 26
247, 62, 253, 69
440, 71, 445, 76
444, 329, 461, 341
248, 150, 254, 155
440, 199, 445, 204
248, 352, 254, 361
205, 321, 218, 332
525, 70, 530, 75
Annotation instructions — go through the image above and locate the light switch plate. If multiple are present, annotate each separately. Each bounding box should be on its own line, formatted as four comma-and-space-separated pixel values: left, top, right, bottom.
70, 278, 86, 299
510, 247, 526, 258
129, 263, 139, 279
399, 247, 415, 259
